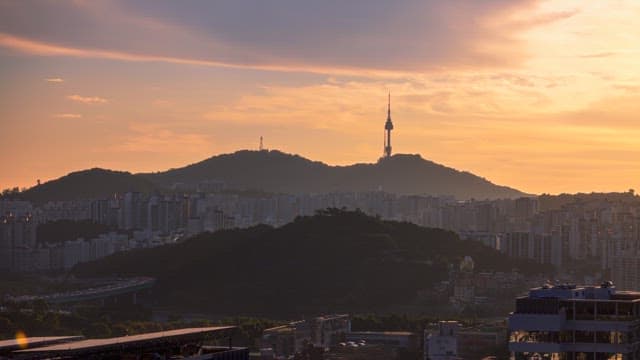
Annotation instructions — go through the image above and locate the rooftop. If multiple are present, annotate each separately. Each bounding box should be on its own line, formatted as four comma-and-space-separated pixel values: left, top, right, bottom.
15, 326, 235, 355
0, 336, 83, 352
348, 331, 414, 336
316, 314, 349, 321
611, 291, 640, 301
526, 282, 629, 300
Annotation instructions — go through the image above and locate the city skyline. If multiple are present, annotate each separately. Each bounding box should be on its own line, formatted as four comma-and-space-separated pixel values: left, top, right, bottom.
2, 1, 640, 194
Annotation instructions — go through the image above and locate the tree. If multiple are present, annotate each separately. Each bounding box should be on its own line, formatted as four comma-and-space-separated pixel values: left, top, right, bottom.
0, 316, 14, 337
84, 322, 112, 338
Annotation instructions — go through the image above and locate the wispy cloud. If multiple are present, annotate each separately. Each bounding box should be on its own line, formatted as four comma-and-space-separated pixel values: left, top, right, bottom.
112, 123, 212, 154
67, 94, 108, 104
0, 32, 407, 78
506, 9, 580, 29
54, 113, 82, 119
0, 0, 576, 76
579, 52, 617, 58
45, 77, 64, 83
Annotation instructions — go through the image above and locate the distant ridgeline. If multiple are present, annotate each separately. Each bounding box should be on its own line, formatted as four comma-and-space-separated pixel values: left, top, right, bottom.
14, 168, 157, 204
13, 150, 527, 203
74, 209, 546, 316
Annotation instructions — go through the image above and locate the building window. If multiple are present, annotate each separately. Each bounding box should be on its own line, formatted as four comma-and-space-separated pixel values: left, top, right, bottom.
617, 302, 633, 319
575, 302, 595, 320
596, 302, 616, 320
574, 331, 594, 343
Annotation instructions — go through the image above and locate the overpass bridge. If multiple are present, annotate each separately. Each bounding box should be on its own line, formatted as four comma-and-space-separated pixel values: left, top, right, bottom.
6, 277, 156, 304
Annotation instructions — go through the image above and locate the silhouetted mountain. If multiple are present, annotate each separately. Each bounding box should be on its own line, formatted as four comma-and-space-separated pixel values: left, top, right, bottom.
144, 150, 526, 199
19, 168, 157, 203
14, 150, 527, 202
74, 209, 546, 316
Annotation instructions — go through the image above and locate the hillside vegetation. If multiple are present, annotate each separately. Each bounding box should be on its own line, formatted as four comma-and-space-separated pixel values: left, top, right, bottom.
10, 150, 527, 202
74, 209, 544, 316
144, 150, 526, 199
17, 168, 157, 203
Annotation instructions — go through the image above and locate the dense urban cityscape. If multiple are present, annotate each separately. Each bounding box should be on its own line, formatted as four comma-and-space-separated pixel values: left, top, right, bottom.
3, 173, 640, 358
4, 188, 640, 290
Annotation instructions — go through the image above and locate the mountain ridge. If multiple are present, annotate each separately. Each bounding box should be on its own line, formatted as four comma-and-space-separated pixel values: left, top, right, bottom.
15, 150, 528, 202
16, 168, 158, 203
142, 149, 528, 199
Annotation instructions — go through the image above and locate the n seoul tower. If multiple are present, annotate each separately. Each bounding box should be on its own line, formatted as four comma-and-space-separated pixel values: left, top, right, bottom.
383, 92, 394, 158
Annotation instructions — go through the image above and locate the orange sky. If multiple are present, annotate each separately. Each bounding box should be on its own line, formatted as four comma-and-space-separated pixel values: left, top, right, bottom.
1, 0, 639, 195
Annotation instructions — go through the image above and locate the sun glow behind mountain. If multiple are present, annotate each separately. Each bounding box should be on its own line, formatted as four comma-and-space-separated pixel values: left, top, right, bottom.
1, 0, 639, 194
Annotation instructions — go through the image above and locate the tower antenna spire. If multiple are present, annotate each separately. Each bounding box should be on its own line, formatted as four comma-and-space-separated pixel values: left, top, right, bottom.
259, 136, 264, 151
384, 92, 394, 158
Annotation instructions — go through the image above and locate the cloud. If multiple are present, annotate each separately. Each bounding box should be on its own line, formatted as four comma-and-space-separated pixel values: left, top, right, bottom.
204, 72, 564, 132
67, 94, 108, 104
152, 99, 174, 107
113, 0, 544, 70
579, 52, 617, 58
111, 123, 212, 154
54, 113, 82, 119
45, 78, 63, 83
4, 0, 640, 195
0, 0, 553, 73
0, 32, 405, 78
505, 9, 579, 28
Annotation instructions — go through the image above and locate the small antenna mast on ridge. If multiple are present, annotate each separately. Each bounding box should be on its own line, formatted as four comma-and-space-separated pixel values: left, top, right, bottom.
259, 136, 264, 151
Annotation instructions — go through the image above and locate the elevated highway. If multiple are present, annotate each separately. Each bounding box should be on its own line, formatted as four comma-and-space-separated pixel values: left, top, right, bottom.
7, 277, 156, 304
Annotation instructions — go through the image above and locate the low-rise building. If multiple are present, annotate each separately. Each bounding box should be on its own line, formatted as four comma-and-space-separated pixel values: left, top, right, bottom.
425, 321, 459, 360
261, 315, 351, 359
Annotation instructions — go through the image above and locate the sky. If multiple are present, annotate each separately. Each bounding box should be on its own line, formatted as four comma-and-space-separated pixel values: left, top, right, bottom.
1, 0, 639, 195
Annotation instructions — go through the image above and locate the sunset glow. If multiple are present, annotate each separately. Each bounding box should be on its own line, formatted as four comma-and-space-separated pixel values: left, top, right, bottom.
1, 0, 639, 194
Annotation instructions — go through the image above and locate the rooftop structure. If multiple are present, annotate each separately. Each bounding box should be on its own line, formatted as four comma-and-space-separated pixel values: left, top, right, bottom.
14, 326, 239, 359
0, 336, 83, 355
508, 281, 640, 359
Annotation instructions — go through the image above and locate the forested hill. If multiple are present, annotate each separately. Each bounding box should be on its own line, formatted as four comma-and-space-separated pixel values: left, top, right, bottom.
74, 209, 545, 316
10, 150, 526, 202
144, 150, 526, 199
17, 168, 157, 203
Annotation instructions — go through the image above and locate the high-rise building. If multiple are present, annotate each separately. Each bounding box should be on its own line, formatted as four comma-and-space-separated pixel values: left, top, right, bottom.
0, 213, 37, 272
123, 192, 143, 230
508, 282, 640, 359
612, 255, 640, 291
90, 199, 109, 225
504, 232, 531, 259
